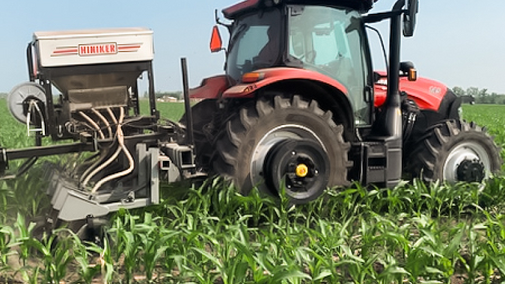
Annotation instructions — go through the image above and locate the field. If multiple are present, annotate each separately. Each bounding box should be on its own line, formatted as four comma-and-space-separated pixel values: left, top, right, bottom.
1, 100, 505, 283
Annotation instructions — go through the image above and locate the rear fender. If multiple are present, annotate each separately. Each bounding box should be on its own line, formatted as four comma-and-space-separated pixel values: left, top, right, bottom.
223, 69, 355, 141
189, 75, 233, 99
222, 67, 349, 99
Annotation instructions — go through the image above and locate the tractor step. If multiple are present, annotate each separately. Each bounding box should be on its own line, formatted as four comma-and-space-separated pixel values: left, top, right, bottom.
363, 141, 388, 184
350, 137, 402, 188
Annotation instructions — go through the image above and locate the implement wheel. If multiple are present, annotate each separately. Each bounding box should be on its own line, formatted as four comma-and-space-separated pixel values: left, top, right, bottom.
405, 119, 501, 183
211, 95, 351, 204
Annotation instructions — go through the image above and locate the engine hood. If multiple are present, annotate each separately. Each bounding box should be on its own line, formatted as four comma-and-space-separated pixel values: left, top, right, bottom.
374, 71, 448, 112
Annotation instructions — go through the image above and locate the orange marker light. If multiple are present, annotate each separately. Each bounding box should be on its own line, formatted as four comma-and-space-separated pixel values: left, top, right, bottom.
408, 68, 417, 81
242, 72, 264, 83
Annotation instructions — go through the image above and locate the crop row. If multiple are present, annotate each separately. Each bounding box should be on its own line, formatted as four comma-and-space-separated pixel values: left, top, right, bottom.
1, 101, 505, 283
1, 177, 505, 283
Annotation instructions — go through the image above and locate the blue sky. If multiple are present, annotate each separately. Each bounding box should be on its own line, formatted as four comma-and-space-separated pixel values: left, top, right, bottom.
1, 1, 504, 94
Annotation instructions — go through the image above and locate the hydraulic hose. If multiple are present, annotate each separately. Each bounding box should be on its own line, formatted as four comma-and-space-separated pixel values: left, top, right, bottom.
81, 107, 122, 187
79, 111, 105, 139
90, 107, 135, 194
92, 108, 113, 138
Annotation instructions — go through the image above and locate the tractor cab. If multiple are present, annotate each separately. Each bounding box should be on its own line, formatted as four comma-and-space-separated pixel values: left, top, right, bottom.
212, 1, 373, 126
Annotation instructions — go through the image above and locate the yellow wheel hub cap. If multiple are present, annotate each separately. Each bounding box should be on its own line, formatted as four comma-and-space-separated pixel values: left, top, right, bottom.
295, 164, 309, 178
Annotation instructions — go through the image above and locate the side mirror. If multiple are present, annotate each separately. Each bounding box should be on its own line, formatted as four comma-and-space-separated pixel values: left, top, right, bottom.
210, 25, 223, 53
400, 61, 417, 81
403, 0, 418, 37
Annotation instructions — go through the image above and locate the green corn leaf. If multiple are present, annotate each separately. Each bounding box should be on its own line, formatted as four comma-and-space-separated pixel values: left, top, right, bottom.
312, 269, 332, 281
270, 269, 312, 283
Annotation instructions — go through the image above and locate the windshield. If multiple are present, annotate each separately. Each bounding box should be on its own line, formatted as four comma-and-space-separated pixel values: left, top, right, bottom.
226, 8, 282, 82
288, 6, 371, 125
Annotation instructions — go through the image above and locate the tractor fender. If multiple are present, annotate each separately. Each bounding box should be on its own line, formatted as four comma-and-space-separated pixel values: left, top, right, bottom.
222, 68, 355, 142
222, 67, 349, 99
189, 75, 232, 99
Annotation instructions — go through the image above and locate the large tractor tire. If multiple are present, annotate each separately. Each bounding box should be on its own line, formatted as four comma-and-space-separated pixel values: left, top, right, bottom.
404, 119, 501, 183
211, 95, 351, 204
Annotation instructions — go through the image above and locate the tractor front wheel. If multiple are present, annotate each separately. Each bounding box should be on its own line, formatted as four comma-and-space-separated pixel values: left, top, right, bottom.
405, 119, 501, 183
211, 95, 351, 204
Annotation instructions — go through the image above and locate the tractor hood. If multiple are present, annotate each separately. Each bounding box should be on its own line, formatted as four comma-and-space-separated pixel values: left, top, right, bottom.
374, 71, 448, 112
223, 0, 377, 19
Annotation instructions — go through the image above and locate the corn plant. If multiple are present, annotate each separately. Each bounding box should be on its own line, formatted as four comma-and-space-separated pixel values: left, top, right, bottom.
108, 210, 142, 283
12, 213, 36, 268
0, 224, 16, 276
26, 228, 74, 283
69, 231, 102, 284
2, 102, 505, 282
98, 237, 115, 284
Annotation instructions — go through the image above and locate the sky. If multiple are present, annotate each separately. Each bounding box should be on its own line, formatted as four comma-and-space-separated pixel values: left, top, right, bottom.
1, 1, 505, 94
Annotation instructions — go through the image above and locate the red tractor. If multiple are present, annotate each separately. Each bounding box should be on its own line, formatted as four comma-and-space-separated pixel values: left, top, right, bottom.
187, 0, 501, 203
0, 0, 501, 237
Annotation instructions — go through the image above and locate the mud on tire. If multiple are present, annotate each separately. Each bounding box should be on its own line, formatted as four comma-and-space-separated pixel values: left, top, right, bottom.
404, 119, 502, 183
211, 95, 351, 204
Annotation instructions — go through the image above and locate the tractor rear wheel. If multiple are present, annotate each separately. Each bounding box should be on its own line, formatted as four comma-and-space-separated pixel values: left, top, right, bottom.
404, 119, 501, 183
211, 95, 351, 204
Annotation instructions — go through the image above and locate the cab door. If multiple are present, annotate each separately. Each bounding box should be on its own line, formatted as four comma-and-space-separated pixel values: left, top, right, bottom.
288, 5, 372, 126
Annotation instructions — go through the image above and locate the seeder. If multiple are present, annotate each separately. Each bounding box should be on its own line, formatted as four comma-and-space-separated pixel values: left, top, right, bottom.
0, 28, 198, 237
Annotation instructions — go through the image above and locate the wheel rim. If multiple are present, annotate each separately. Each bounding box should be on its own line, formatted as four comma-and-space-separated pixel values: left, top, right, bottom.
263, 139, 330, 202
443, 141, 491, 183
250, 124, 327, 198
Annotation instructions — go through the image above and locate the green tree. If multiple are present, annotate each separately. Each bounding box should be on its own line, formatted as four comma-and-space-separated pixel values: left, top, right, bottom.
466, 87, 479, 98
480, 89, 489, 103
452, 86, 465, 96
489, 92, 498, 104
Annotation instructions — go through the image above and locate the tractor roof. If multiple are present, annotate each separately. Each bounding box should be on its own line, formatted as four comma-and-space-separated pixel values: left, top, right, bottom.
223, 0, 376, 19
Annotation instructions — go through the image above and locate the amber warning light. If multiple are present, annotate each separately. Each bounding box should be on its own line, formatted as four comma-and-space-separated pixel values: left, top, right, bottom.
242, 72, 265, 83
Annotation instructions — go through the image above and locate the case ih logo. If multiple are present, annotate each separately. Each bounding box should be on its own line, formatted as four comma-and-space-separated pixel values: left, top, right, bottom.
51, 43, 142, 57
79, 43, 117, 56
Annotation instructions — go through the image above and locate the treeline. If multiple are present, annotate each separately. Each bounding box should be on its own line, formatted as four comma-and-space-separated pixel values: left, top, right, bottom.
453, 86, 505, 104
143, 91, 183, 100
